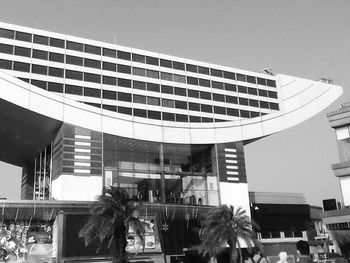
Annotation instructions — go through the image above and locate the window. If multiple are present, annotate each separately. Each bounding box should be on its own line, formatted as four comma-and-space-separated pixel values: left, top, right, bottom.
238, 97, 249, 106
15, 31, 32, 42
65, 85, 83, 95
173, 74, 186, 83
0, 59, 12, 70
200, 91, 211, 100
257, 78, 266, 86
266, 79, 276, 87
186, 64, 197, 73
237, 74, 246, 82
248, 87, 258, 95
103, 90, 116, 100
175, 100, 187, 110
223, 71, 235, 80
49, 52, 64, 62
31, 80, 47, 90
161, 85, 173, 94
162, 99, 174, 108
103, 105, 117, 111
258, 89, 268, 97
174, 87, 186, 96
268, 90, 278, 99
0, 28, 15, 39
214, 106, 226, 115
199, 78, 210, 87
32, 49, 48, 60
146, 56, 159, 66
66, 70, 83, 80
247, 75, 256, 84
133, 81, 146, 90
176, 114, 188, 122
201, 104, 212, 113
118, 92, 132, 102
202, 117, 213, 123
84, 87, 101, 98
198, 66, 209, 75
240, 110, 250, 118
238, 86, 247, 94
33, 35, 49, 45
13, 62, 30, 72
187, 76, 198, 85
103, 61, 116, 72
117, 50, 131, 60
213, 93, 225, 102
249, 99, 259, 107
226, 95, 238, 104
227, 108, 239, 116
259, 101, 269, 109
118, 106, 132, 115
224, 83, 236, 91
161, 72, 173, 81
189, 102, 200, 111
0, 44, 13, 54
190, 116, 201, 122
211, 68, 222, 77
103, 48, 116, 58
147, 83, 160, 92
134, 108, 147, 117
160, 59, 172, 68
32, 64, 47, 75
133, 67, 145, 76
212, 81, 224, 90
269, 102, 279, 110
163, 112, 175, 121
146, 69, 159, 79
132, 54, 145, 63
50, 38, 65, 48
84, 73, 101, 83
66, 55, 83, 66
84, 58, 101, 69
188, 89, 199, 98
250, 111, 260, 118
117, 64, 131, 74
48, 82, 63, 93
148, 110, 161, 120
133, 94, 146, 104
14, 46, 31, 57
49, 67, 64, 77
173, 61, 185, 70
103, 76, 116, 86
118, 78, 131, 88
84, 44, 101, 55
66, 41, 84, 51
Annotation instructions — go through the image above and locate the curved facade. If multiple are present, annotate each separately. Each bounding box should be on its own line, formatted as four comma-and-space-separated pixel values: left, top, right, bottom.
0, 22, 342, 213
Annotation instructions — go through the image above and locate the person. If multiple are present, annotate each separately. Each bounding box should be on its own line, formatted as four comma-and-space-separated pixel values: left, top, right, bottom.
277, 252, 288, 263
296, 240, 313, 263
248, 247, 268, 263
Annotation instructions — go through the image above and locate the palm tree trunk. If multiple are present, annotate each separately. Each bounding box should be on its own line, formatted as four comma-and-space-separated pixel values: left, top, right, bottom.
113, 226, 128, 263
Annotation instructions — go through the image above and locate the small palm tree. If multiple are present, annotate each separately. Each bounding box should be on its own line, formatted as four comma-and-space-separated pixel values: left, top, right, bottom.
79, 186, 145, 263
199, 205, 256, 263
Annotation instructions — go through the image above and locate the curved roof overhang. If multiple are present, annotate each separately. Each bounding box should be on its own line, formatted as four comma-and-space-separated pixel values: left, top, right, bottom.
0, 70, 343, 154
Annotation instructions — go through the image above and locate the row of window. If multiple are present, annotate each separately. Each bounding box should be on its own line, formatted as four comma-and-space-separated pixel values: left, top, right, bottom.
327, 222, 350, 230
0, 27, 277, 87
0, 43, 278, 93
0, 59, 279, 107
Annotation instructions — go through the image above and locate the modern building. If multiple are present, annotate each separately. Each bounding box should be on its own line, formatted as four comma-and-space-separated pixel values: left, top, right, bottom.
0, 21, 343, 215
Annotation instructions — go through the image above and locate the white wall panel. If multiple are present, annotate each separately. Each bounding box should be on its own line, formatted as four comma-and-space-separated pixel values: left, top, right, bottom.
340, 177, 350, 206
219, 182, 250, 217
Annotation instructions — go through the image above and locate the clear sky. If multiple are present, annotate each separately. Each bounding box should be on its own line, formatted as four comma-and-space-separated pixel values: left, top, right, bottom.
0, 0, 349, 205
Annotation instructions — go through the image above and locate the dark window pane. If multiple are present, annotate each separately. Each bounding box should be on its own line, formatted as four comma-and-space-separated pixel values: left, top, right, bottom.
239, 97, 249, 106
269, 102, 279, 110
132, 54, 145, 63
268, 90, 278, 99
190, 116, 201, 122
117, 50, 131, 60
160, 59, 172, 68
161, 85, 173, 94
187, 76, 198, 85
103, 61, 116, 71
48, 82, 63, 93
250, 111, 260, 118
134, 108, 147, 117
65, 85, 82, 95
200, 91, 211, 100
247, 87, 258, 95
163, 112, 175, 121
103, 105, 117, 111
240, 110, 250, 118
161, 72, 173, 81
103, 90, 116, 100
198, 66, 209, 75
188, 89, 199, 98
224, 83, 236, 91
238, 86, 247, 93
49, 52, 64, 62
201, 104, 212, 113
175, 100, 187, 110
176, 114, 188, 122
213, 93, 225, 102
257, 78, 266, 85
258, 89, 268, 97
84, 87, 101, 98
85, 102, 101, 109
118, 78, 131, 88
31, 79, 47, 90
133, 81, 146, 90
173, 87, 186, 96
103, 76, 116, 85
84, 44, 101, 55
173, 74, 186, 83
199, 78, 210, 87
237, 74, 246, 82
133, 67, 145, 76
247, 75, 256, 84
211, 68, 222, 77
84, 58, 101, 69
66, 41, 83, 51
214, 106, 226, 115
212, 81, 224, 89
189, 102, 200, 111
148, 110, 161, 120
33, 35, 49, 45
33, 49, 48, 60
173, 61, 185, 70
84, 73, 101, 83
147, 83, 160, 92
118, 92, 132, 102
226, 95, 238, 104
15, 31, 32, 42
202, 117, 213, 123
259, 101, 269, 109
146, 56, 159, 66
14, 46, 31, 57
32, 64, 47, 75
13, 62, 30, 72
266, 79, 276, 87
50, 38, 65, 48
49, 67, 64, 77
133, 94, 146, 104
249, 99, 259, 107
146, 69, 159, 79
118, 64, 131, 74
162, 99, 174, 108
66, 70, 83, 80
66, 55, 83, 66
0, 44, 13, 54
0, 28, 14, 39
186, 64, 197, 73
227, 108, 239, 116
103, 48, 116, 58
118, 106, 132, 115
223, 71, 235, 80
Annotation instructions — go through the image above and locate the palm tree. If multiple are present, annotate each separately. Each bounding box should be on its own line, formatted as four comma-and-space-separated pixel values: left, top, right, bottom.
199, 205, 256, 263
79, 186, 145, 263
